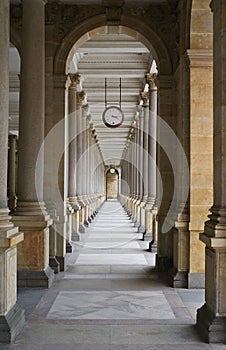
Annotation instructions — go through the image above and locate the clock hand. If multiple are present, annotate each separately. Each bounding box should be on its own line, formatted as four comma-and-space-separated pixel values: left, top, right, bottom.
111, 115, 120, 119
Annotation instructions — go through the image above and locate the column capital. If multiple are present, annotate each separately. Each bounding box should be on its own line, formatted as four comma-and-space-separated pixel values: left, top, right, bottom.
9, 134, 17, 142
82, 103, 89, 117
146, 73, 158, 90
76, 91, 86, 107
68, 73, 81, 88
140, 91, 149, 106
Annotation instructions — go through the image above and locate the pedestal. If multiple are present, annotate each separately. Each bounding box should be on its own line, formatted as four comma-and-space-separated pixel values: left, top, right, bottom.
0, 225, 25, 343
12, 203, 54, 288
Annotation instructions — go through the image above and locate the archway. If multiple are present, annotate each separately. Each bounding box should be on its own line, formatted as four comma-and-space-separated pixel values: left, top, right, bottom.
106, 168, 119, 200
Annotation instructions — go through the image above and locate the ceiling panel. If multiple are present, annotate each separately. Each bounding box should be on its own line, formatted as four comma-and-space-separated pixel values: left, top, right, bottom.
73, 33, 151, 165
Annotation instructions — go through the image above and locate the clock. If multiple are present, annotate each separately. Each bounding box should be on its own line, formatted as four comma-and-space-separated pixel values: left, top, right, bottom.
102, 106, 124, 128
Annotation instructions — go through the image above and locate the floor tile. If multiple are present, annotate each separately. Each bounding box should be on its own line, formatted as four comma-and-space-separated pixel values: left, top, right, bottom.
46, 291, 175, 320
75, 254, 148, 265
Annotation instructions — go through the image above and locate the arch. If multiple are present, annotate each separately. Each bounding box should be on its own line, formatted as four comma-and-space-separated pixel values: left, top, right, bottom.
54, 14, 172, 75
106, 170, 119, 199
10, 24, 21, 56
105, 167, 119, 176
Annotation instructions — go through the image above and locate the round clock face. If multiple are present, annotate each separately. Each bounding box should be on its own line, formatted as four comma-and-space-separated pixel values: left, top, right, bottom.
102, 106, 124, 128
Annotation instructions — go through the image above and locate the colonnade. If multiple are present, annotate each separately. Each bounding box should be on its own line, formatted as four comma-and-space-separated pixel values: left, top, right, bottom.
119, 74, 158, 252
0, 0, 105, 342
1, 0, 226, 344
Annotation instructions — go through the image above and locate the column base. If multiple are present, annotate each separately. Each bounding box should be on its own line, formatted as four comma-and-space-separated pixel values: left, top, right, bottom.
17, 266, 54, 288
149, 240, 157, 253
49, 256, 60, 274
188, 272, 205, 289
0, 304, 25, 344
156, 254, 173, 272
66, 241, 73, 253
143, 231, 152, 241
138, 225, 146, 234
79, 224, 86, 233
197, 303, 226, 343
56, 256, 65, 271
134, 221, 140, 228
84, 220, 89, 227
88, 216, 92, 223
168, 267, 188, 288
71, 231, 80, 241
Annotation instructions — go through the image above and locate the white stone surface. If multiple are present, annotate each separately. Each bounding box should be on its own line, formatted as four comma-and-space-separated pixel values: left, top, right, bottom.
47, 291, 175, 320
75, 253, 148, 265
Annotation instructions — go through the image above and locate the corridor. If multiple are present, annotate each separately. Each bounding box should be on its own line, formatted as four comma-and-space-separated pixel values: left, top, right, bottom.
1, 200, 221, 349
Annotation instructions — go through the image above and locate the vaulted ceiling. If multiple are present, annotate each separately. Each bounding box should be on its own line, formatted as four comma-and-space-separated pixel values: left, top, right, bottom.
69, 33, 155, 165
9, 0, 159, 166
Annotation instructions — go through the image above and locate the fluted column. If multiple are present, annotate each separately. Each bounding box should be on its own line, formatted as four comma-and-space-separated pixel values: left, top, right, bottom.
0, 0, 24, 342
8, 135, 17, 212
197, 0, 226, 343
12, 0, 54, 287
68, 73, 81, 241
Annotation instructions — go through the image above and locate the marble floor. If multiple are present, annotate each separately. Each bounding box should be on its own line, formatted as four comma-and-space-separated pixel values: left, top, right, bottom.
1, 200, 225, 349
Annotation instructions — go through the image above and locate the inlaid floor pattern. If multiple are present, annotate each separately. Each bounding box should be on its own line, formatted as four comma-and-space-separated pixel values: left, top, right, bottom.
3, 200, 223, 349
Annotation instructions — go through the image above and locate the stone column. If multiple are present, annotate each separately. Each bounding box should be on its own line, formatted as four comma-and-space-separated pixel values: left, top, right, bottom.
187, 50, 213, 288
8, 135, 17, 212
140, 92, 149, 233
76, 91, 86, 232
144, 74, 158, 250
129, 132, 134, 216
12, 0, 54, 287
0, 0, 24, 342
68, 73, 81, 241
90, 124, 96, 218
82, 104, 89, 227
155, 75, 175, 273
45, 74, 68, 272
138, 106, 145, 233
134, 115, 141, 225
197, 0, 226, 343
86, 116, 93, 222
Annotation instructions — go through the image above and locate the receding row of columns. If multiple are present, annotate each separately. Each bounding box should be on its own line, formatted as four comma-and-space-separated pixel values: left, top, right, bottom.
0, 0, 105, 342
1, 0, 226, 344
119, 73, 158, 252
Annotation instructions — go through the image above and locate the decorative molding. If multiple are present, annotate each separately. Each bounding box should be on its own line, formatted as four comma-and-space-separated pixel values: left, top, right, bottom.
45, 2, 59, 26
56, 5, 103, 39
102, 0, 124, 24
186, 49, 213, 68
127, 2, 180, 68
